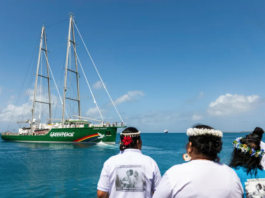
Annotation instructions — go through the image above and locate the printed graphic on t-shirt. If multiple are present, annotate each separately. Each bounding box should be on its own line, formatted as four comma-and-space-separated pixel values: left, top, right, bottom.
245, 178, 265, 198
115, 165, 146, 192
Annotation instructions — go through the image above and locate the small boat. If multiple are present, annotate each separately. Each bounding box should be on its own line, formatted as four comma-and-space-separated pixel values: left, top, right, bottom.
164, 130, 168, 133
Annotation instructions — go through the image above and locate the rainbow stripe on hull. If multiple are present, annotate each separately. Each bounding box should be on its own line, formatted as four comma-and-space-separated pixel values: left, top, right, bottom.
73, 133, 100, 142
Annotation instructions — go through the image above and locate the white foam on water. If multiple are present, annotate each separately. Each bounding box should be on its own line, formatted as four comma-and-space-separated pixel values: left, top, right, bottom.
96, 141, 118, 149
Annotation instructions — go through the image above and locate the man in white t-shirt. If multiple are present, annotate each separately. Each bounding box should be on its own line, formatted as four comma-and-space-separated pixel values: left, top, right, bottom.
97, 127, 161, 198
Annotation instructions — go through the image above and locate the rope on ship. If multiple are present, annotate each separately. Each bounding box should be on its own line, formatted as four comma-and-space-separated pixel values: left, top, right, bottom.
73, 21, 124, 123
43, 53, 69, 119
71, 45, 104, 122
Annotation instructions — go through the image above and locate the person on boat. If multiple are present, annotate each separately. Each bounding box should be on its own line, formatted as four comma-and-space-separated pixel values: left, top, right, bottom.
229, 133, 265, 198
153, 124, 243, 198
97, 127, 161, 198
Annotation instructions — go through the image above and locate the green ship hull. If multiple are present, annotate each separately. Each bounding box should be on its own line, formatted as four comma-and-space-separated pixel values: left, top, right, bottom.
1, 126, 120, 143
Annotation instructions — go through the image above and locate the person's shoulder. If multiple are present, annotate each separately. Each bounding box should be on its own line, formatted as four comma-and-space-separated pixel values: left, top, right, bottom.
222, 165, 245, 181
260, 141, 265, 148
141, 154, 159, 165
165, 163, 191, 175
104, 153, 121, 165
217, 163, 239, 174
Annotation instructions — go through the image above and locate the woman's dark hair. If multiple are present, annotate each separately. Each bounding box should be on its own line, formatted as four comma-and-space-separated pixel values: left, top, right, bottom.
120, 127, 141, 151
188, 124, 222, 162
229, 133, 263, 176
252, 127, 264, 141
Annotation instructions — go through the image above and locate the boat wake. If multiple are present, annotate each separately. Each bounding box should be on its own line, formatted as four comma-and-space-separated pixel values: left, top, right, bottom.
96, 141, 118, 149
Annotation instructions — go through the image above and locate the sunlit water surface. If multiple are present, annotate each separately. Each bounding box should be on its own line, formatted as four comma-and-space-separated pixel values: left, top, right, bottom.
0, 133, 251, 197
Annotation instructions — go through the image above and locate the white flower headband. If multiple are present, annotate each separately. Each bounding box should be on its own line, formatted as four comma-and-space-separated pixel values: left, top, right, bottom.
120, 131, 141, 137
187, 128, 223, 137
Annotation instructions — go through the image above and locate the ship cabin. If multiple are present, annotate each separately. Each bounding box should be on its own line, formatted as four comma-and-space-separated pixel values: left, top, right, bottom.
53, 119, 91, 128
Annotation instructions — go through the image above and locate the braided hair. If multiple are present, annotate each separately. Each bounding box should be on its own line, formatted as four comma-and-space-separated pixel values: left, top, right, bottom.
188, 124, 223, 162
120, 127, 141, 151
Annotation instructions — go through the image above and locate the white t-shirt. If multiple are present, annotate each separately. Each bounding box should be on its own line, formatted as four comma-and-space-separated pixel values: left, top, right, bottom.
260, 141, 265, 169
97, 149, 161, 198
153, 160, 243, 198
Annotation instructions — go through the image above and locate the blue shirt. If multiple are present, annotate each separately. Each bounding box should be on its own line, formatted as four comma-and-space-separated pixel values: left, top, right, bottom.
233, 166, 265, 198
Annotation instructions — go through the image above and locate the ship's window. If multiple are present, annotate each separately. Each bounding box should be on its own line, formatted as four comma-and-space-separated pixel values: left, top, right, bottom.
106, 131, 111, 136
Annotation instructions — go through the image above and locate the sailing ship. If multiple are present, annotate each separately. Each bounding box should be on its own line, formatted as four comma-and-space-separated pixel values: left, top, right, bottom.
1, 14, 126, 143
164, 130, 168, 133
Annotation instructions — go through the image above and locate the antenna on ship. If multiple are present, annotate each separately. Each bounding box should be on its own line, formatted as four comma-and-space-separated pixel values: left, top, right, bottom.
62, 13, 81, 128
31, 25, 52, 134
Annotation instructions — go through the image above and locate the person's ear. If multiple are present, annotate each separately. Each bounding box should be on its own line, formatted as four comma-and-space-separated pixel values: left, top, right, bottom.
136, 139, 142, 150
187, 142, 193, 154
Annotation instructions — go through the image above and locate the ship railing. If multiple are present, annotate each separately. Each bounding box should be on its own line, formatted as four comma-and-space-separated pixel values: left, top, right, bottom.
2, 132, 19, 136
91, 122, 126, 127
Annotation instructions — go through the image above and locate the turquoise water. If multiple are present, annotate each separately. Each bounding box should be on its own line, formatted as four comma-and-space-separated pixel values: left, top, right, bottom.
0, 133, 250, 197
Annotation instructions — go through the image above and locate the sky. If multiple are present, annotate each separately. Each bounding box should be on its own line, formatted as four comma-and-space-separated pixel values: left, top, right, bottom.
1, 0, 265, 132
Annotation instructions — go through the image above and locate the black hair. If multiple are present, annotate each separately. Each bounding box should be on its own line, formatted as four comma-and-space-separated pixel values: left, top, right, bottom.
120, 127, 141, 151
188, 124, 222, 162
257, 183, 262, 190
126, 169, 133, 176
252, 127, 264, 141
229, 133, 263, 176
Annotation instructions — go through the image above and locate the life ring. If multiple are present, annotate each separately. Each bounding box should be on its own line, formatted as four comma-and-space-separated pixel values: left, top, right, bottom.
182, 153, 191, 161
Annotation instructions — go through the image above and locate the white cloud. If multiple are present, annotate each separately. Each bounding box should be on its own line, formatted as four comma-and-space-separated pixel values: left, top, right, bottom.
192, 115, 203, 120
92, 81, 104, 89
208, 93, 260, 116
86, 107, 106, 118
0, 103, 32, 122
114, 91, 144, 105
26, 86, 58, 105
0, 86, 59, 122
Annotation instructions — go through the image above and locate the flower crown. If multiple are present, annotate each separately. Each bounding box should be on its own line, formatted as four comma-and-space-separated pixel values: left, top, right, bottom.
120, 131, 141, 146
120, 131, 140, 137
187, 128, 223, 137
232, 137, 265, 158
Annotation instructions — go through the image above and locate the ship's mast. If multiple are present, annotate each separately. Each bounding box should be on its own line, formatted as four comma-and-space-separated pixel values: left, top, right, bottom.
62, 14, 81, 128
31, 25, 52, 134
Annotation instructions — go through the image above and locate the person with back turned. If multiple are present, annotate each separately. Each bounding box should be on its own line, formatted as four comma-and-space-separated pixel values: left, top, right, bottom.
153, 124, 243, 198
97, 127, 161, 198
249, 127, 265, 169
229, 132, 265, 198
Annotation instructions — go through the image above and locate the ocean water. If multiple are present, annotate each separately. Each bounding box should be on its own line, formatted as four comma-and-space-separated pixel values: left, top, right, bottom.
0, 133, 251, 197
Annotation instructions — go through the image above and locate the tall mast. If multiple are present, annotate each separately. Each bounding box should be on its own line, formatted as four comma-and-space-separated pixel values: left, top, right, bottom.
43, 29, 52, 123
62, 14, 81, 127
71, 18, 81, 120
31, 25, 52, 133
